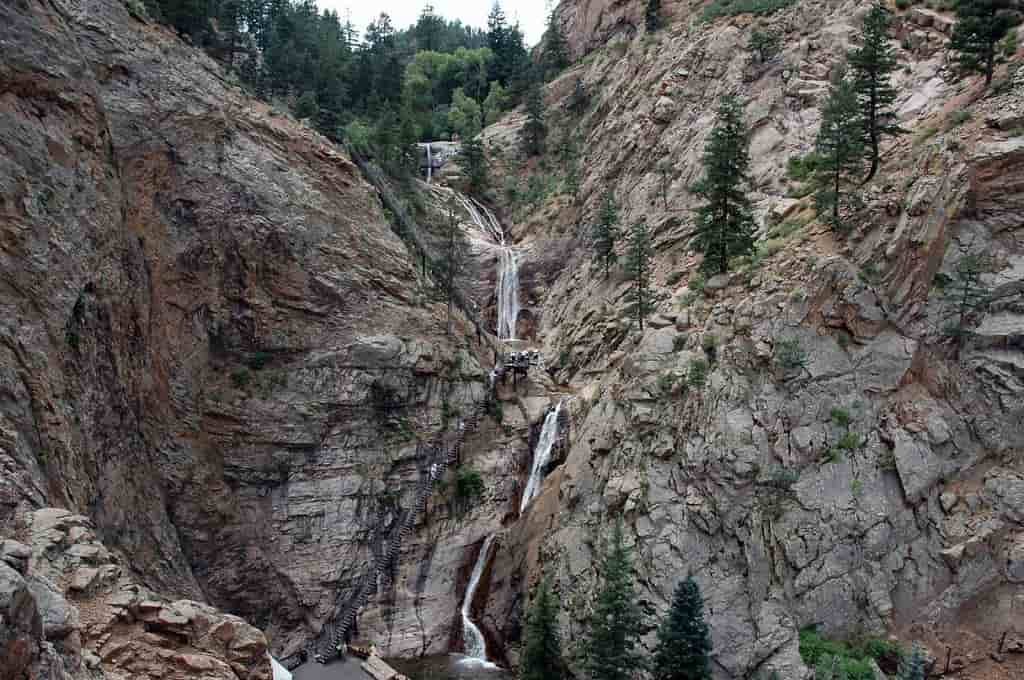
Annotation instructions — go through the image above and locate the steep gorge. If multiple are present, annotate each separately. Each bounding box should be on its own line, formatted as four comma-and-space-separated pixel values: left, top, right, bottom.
1, 0, 1023, 679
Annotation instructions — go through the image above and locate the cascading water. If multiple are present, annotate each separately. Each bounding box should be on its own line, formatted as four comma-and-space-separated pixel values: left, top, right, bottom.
426, 143, 433, 184
496, 249, 520, 340
520, 401, 563, 514
460, 534, 496, 663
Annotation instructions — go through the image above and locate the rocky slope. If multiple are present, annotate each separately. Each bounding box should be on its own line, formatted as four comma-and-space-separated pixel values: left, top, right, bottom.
458, 0, 1024, 678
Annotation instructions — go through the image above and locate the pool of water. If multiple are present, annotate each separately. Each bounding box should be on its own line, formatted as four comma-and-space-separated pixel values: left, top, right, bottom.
292, 658, 366, 680
389, 655, 512, 680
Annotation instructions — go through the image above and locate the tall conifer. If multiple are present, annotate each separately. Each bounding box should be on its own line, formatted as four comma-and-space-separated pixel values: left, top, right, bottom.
814, 68, 865, 230
950, 0, 1019, 85
521, 579, 564, 680
693, 96, 755, 275
592, 192, 620, 279
626, 221, 654, 332
583, 521, 644, 680
849, 2, 900, 182
652, 578, 712, 680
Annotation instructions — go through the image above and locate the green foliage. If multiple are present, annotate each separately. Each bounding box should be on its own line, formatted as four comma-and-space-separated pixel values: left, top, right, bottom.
950, 0, 1021, 85
830, 408, 852, 429
583, 521, 645, 680
850, 2, 901, 181
898, 645, 926, 680
756, 468, 799, 518
295, 91, 319, 120
941, 253, 993, 343
592, 192, 621, 279
448, 87, 483, 139
703, 0, 797, 21
484, 81, 510, 126
1000, 26, 1020, 56
248, 351, 272, 370
835, 430, 864, 452
774, 338, 807, 374
814, 68, 866, 230
786, 153, 823, 182
231, 368, 251, 389
626, 221, 655, 331
455, 467, 485, 504
435, 199, 473, 334
541, 11, 571, 79
652, 578, 712, 680
947, 109, 973, 128
646, 0, 663, 32
687, 359, 709, 388
461, 136, 489, 193
799, 629, 903, 680
522, 579, 565, 680
693, 96, 756, 274
521, 78, 547, 156
749, 28, 781, 63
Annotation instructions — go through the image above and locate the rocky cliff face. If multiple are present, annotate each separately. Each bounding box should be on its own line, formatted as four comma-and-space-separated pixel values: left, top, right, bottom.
466, 0, 1024, 678
3, 0, 1023, 678
0, 0, 506, 675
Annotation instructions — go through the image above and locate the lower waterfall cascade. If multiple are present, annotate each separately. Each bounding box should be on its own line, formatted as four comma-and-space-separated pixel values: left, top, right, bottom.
520, 401, 564, 514
460, 534, 497, 664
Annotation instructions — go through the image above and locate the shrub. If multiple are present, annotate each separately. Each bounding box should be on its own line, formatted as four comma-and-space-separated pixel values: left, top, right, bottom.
657, 372, 678, 394
231, 369, 251, 389
836, 430, 863, 452
830, 408, 852, 429
666, 271, 685, 287
455, 467, 485, 505
774, 338, 807, 373
248, 351, 272, 370
947, 109, 972, 129
689, 272, 707, 294
786, 153, 822, 182
895, 0, 911, 8
673, 334, 688, 351
799, 628, 904, 680
687, 358, 709, 388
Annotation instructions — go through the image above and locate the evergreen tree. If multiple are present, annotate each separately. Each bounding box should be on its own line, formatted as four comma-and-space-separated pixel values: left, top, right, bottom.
652, 578, 712, 680
626, 221, 654, 331
449, 87, 483, 139
583, 521, 644, 680
521, 579, 564, 680
462, 136, 489, 193
542, 11, 571, 79
899, 645, 927, 680
941, 253, 993, 344
692, 96, 755, 275
814, 68, 865, 231
415, 4, 445, 52
849, 2, 900, 182
592, 192, 620, 280
521, 78, 547, 156
646, 0, 662, 32
950, 0, 1019, 85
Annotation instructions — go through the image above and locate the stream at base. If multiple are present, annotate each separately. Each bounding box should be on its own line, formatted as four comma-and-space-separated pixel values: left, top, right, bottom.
391, 655, 511, 680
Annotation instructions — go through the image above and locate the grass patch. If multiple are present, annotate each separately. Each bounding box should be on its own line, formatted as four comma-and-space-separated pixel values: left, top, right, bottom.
799, 628, 904, 680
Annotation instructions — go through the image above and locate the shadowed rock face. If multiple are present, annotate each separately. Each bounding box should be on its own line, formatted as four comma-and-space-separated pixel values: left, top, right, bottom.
0, 0, 499, 669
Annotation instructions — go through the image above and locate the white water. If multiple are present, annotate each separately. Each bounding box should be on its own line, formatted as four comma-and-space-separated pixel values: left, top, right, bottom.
461, 534, 496, 662
426, 143, 433, 184
496, 249, 520, 340
520, 402, 563, 514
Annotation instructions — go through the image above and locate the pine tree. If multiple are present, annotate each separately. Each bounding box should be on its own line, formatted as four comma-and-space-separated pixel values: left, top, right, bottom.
652, 578, 712, 680
941, 253, 993, 344
521, 78, 547, 156
899, 645, 927, 680
849, 2, 900, 182
693, 96, 755, 275
542, 11, 571, 80
626, 221, 654, 332
462, 136, 489, 193
583, 521, 644, 680
646, 0, 662, 32
950, 0, 1019, 85
521, 579, 564, 680
814, 68, 866, 231
592, 192, 620, 280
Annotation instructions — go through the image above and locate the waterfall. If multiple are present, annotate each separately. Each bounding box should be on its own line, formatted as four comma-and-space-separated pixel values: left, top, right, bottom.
520, 402, 563, 514
497, 249, 520, 340
460, 534, 496, 662
426, 143, 433, 184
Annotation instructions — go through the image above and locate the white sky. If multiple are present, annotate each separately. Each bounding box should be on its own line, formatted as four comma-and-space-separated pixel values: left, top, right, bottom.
318, 0, 551, 46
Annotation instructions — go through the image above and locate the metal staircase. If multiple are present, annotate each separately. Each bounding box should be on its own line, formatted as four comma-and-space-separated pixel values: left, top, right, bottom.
311, 397, 489, 662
